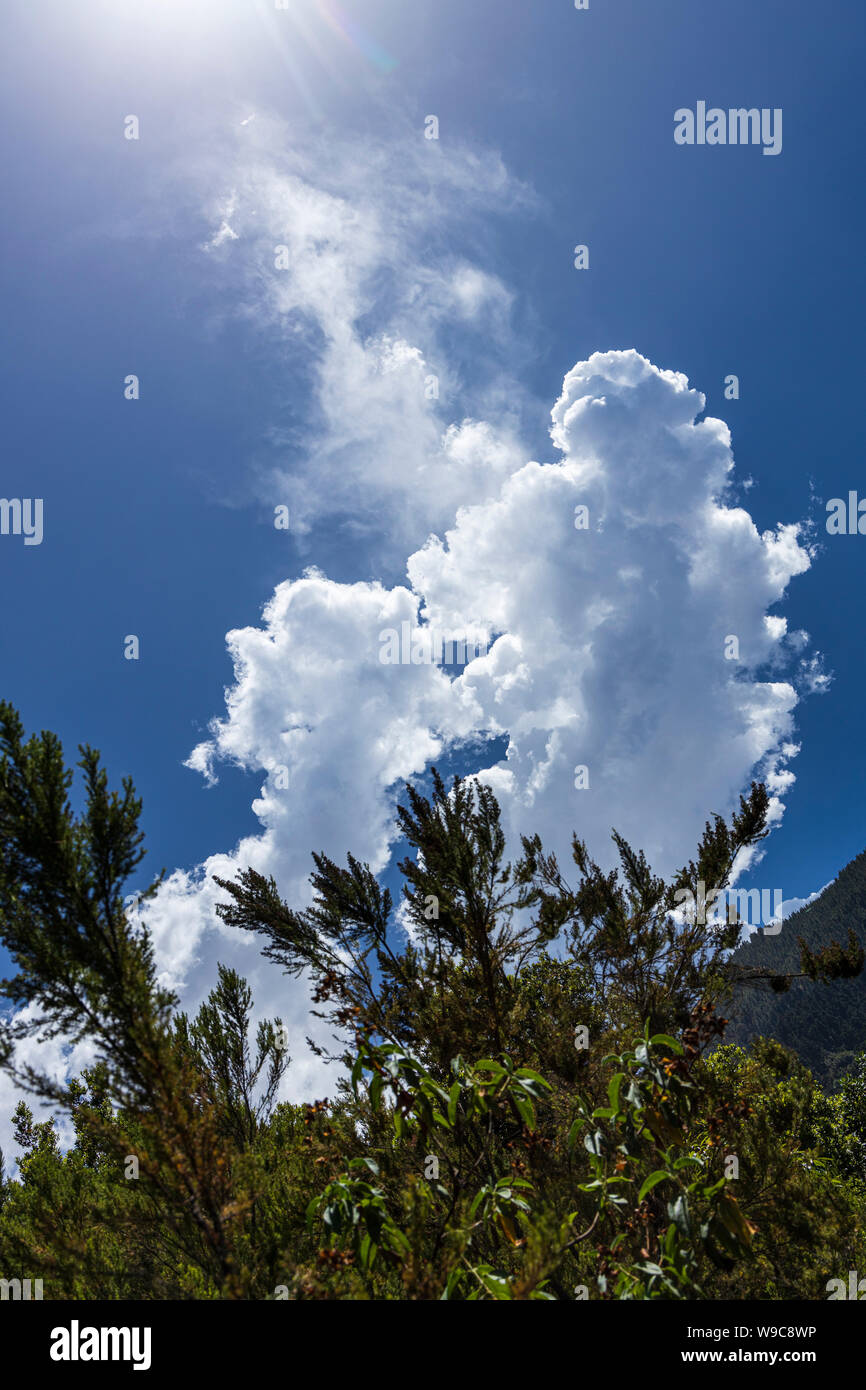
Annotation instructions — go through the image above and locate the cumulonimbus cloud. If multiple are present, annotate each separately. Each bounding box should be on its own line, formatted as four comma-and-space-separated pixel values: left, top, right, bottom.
136, 345, 824, 1113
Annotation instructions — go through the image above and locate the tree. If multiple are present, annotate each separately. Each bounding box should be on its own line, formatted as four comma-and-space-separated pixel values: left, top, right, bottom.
0, 701, 284, 1297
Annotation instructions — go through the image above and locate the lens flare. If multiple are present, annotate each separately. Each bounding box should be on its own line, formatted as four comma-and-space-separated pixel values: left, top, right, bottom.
317, 0, 398, 74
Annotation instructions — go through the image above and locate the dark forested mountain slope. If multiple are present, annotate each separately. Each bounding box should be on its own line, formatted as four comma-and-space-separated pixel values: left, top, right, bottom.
726, 849, 866, 1086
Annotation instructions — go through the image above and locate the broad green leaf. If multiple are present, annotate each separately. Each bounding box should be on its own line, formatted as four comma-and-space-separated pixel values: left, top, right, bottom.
584, 1129, 604, 1156
513, 1095, 535, 1129
477, 1267, 512, 1300
607, 1072, 626, 1113
667, 1194, 692, 1240
637, 1170, 669, 1203
447, 1081, 461, 1127
474, 1059, 505, 1072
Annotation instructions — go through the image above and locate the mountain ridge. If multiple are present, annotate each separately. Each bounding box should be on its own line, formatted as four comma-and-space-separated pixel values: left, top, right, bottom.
726, 848, 866, 1086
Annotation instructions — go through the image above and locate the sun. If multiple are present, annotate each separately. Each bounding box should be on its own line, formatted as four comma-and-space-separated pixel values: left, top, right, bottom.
78, 0, 398, 119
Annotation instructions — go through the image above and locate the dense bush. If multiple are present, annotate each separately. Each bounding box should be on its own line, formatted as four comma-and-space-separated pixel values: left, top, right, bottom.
1, 702, 863, 1299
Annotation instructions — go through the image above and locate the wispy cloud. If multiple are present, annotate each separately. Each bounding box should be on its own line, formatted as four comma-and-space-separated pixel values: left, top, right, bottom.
186, 113, 539, 558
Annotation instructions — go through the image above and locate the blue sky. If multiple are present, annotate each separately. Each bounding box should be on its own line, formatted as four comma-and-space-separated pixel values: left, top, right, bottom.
1, 0, 864, 1086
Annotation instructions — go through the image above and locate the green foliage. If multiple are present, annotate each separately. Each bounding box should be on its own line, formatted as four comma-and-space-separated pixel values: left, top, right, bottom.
0, 702, 864, 1299
567, 1018, 754, 1299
